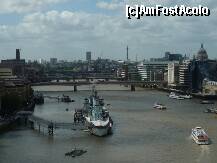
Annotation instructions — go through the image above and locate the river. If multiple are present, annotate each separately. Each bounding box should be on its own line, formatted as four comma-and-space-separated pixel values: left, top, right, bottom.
0, 85, 217, 163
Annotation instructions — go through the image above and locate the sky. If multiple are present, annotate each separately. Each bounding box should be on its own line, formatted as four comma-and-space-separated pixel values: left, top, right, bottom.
0, 0, 216, 61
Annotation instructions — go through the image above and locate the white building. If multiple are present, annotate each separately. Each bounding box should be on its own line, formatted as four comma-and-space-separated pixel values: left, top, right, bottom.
143, 61, 171, 82
203, 79, 217, 95
168, 62, 179, 86
137, 62, 147, 81
179, 60, 191, 87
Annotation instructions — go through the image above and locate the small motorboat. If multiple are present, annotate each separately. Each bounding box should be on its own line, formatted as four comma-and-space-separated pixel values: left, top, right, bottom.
179, 95, 192, 99
200, 100, 214, 104
169, 92, 177, 99
176, 96, 185, 100
60, 94, 75, 103
153, 103, 167, 110
169, 92, 184, 100
203, 108, 217, 113
191, 127, 210, 145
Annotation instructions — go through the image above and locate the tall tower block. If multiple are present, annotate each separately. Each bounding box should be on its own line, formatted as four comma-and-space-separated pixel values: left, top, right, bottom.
16, 49, 20, 60
127, 46, 129, 61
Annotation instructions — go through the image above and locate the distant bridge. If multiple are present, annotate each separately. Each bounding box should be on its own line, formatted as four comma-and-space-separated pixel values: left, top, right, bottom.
31, 80, 161, 86
31, 80, 161, 91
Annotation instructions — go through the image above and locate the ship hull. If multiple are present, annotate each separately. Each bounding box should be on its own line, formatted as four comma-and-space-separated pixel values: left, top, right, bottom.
90, 126, 112, 137
85, 120, 113, 137
191, 134, 209, 145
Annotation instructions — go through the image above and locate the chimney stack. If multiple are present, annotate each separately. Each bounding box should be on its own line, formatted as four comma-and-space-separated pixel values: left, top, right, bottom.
16, 49, 20, 60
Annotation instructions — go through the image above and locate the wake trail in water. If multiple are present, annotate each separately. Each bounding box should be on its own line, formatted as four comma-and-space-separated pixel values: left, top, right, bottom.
196, 145, 210, 163
186, 135, 192, 140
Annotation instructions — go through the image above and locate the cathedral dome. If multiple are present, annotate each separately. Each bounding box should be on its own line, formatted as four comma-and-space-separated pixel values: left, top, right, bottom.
197, 44, 208, 61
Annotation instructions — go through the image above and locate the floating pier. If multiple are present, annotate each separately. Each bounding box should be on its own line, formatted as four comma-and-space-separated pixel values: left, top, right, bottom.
43, 94, 75, 102
28, 115, 85, 136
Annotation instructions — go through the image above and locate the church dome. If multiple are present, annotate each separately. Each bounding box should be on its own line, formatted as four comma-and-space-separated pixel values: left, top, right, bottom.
197, 44, 208, 61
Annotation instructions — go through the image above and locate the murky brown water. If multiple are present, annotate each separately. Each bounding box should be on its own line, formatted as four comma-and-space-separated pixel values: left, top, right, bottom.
0, 85, 217, 163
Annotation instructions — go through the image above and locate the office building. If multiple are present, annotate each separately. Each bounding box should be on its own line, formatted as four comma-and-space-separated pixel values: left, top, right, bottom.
202, 79, 217, 95
179, 60, 192, 89
143, 61, 170, 82
150, 52, 184, 62
168, 62, 179, 86
0, 79, 32, 115
50, 58, 57, 65
0, 68, 15, 79
0, 49, 25, 77
137, 62, 147, 81
86, 52, 91, 62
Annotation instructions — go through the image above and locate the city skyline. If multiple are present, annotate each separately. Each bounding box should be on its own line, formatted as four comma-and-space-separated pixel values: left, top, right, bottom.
0, 0, 217, 61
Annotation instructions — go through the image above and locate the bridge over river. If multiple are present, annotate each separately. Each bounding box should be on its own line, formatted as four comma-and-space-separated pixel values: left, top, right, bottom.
31, 80, 161, 91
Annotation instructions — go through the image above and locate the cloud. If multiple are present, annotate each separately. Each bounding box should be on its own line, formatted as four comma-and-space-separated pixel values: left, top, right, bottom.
96, 1, 123, 10
0, 0, 217, 60
0, 0, 67, 13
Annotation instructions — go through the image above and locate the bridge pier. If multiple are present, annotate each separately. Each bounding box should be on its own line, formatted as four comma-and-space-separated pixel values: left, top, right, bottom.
74, 85, 77, 92
30, 121, 34, 129
24, 117, 28, 126
48, 123, 54, 136
38, 124, 41, 133
131, 85, 135, 91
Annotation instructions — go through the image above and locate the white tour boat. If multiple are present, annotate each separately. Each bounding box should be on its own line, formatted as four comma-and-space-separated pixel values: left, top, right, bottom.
191, 127, 210, 145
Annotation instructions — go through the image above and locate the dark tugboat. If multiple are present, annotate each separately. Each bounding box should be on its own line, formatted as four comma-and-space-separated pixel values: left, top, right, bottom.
60, 94, 74, 102
65, 148, 87, 157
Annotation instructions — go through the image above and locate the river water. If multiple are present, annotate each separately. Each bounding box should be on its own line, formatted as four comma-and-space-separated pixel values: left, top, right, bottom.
0, 85, 217, 163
